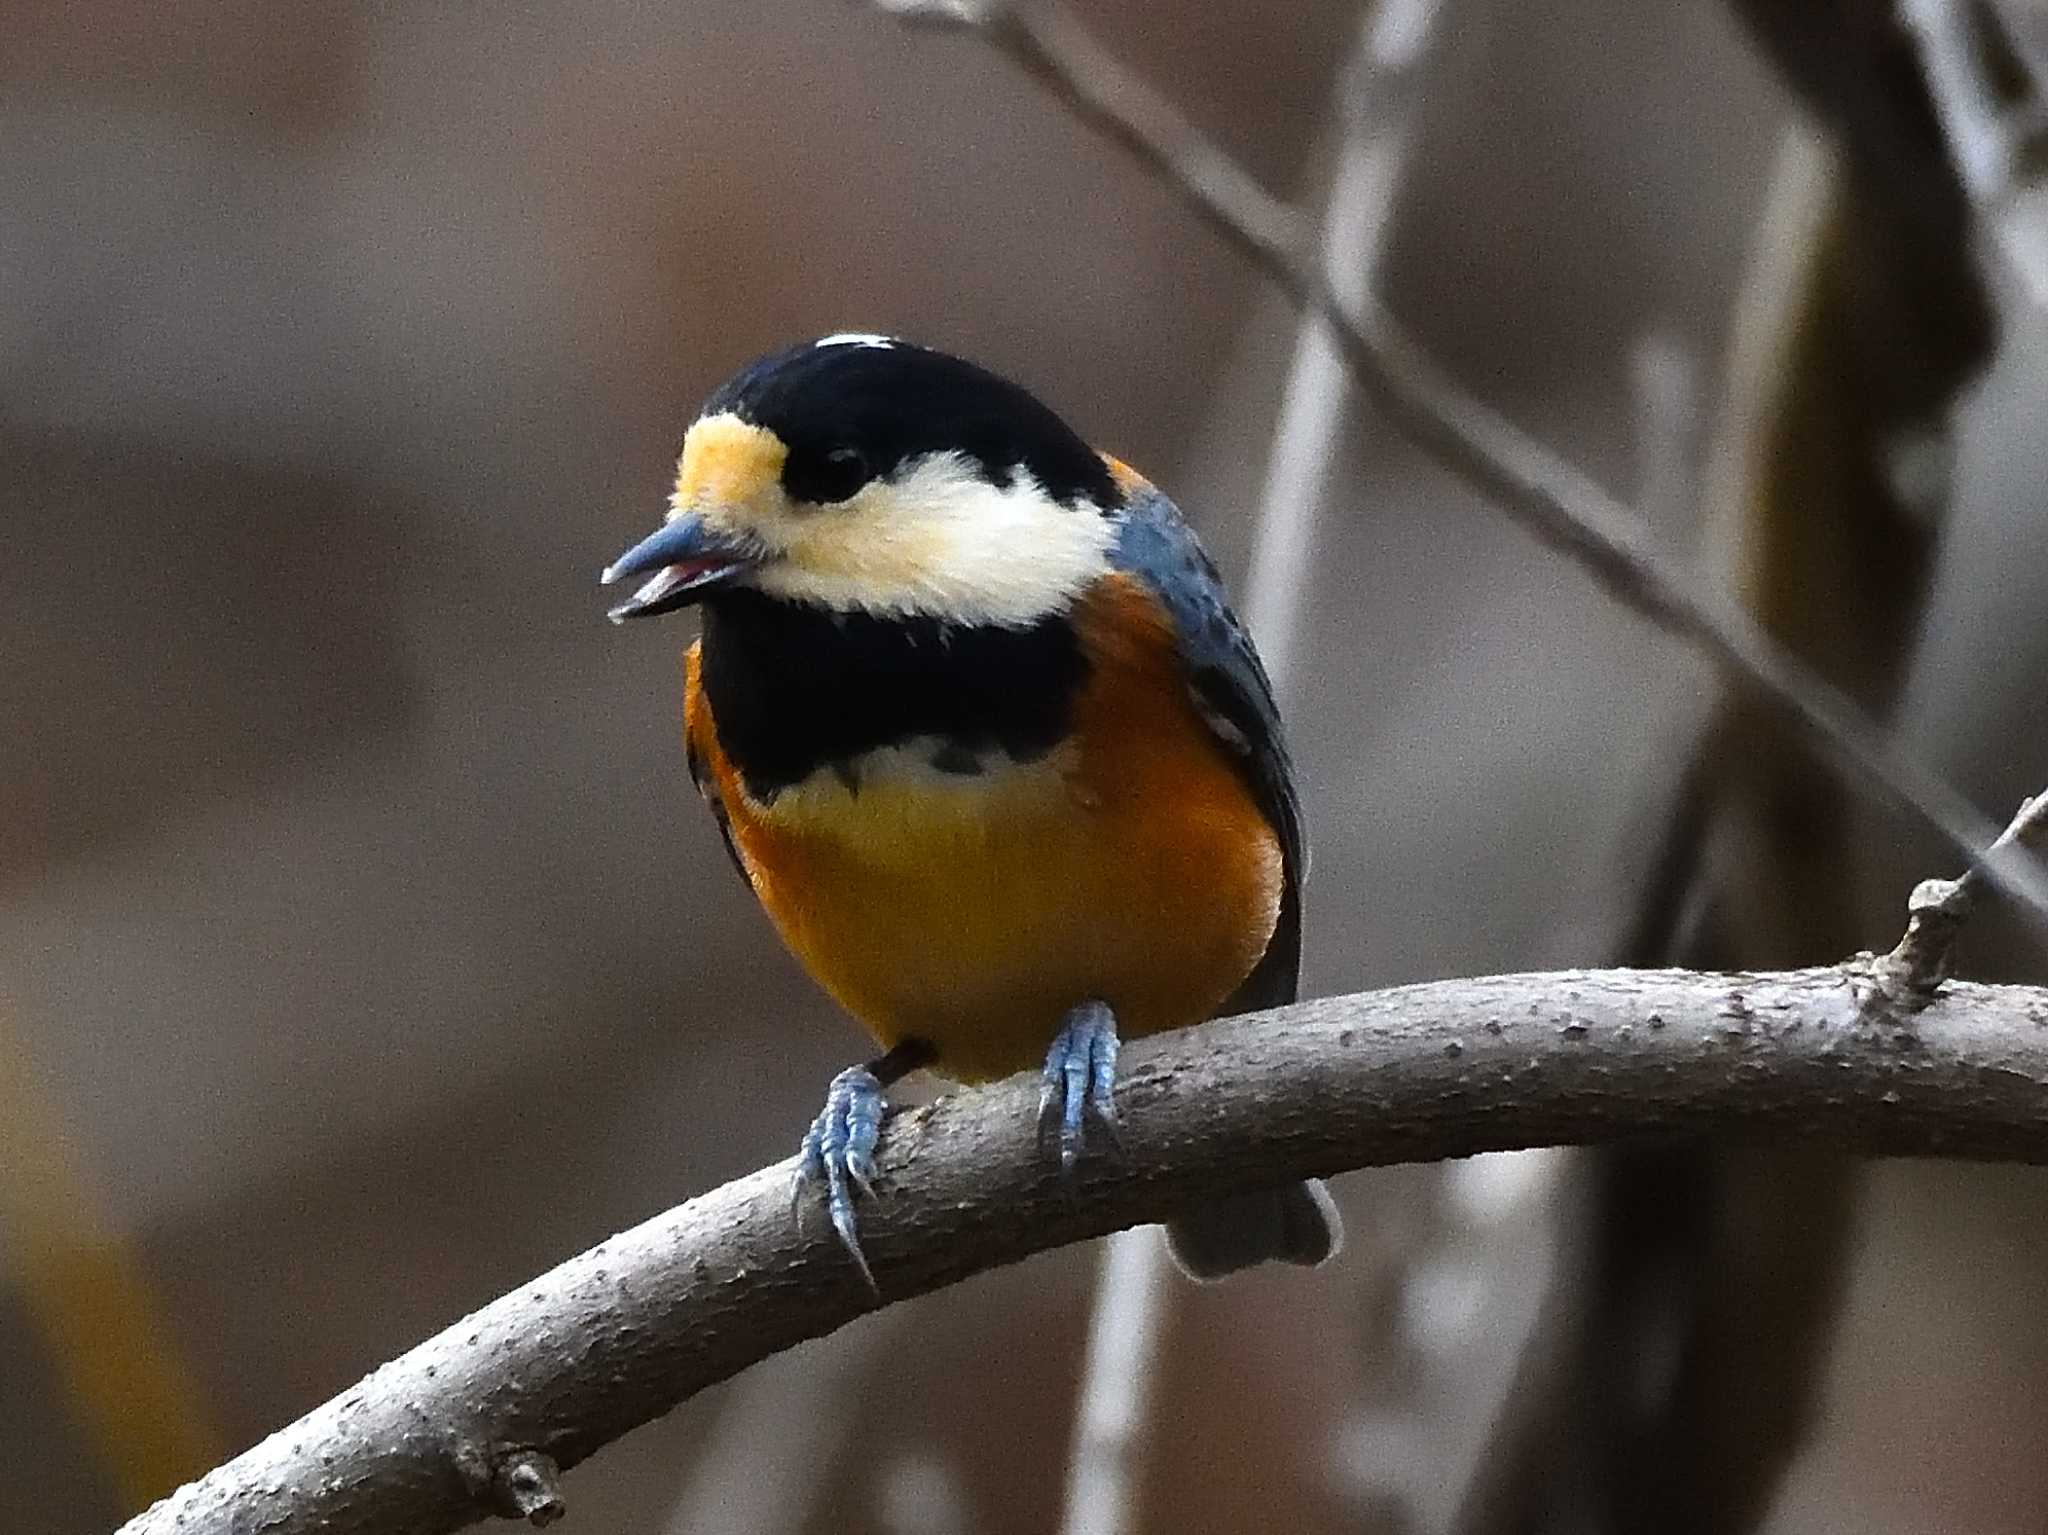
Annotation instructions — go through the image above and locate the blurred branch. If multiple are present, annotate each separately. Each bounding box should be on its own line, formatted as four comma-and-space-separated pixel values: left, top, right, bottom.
872, 0, 2048, 921
119, 960, 2048, 1533
656, 1305, 908, 1535
1060, 1227, 1175, 1535
1900, 0, 2028, 194
1896, 0, 2048, 302
876, 1450, 972, 1535
0, 1002, 223, 1511
1627, 328, 1702, 529
1241, 0, 1446, 684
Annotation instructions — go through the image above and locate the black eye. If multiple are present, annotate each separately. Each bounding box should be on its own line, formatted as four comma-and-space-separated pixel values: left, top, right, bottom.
785, 445, 875, 504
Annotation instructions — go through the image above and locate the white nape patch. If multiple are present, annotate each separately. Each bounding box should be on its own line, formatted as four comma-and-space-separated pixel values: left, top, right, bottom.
813, 332, 898, 350
750, 451, 1116, 627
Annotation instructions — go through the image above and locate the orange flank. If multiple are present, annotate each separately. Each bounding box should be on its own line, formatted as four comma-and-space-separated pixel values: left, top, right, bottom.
684, 573, 1283, 1081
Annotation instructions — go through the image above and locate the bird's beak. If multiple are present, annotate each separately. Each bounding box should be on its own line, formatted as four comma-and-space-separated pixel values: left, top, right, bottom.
600, 513, 767, 622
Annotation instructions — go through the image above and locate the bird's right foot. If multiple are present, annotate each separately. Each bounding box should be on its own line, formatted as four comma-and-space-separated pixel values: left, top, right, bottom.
791, 1039, 933, 1292
794, 1065, 888, 1288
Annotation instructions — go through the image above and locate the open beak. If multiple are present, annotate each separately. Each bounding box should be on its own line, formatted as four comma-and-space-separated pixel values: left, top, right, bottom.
600, 513, 767, 622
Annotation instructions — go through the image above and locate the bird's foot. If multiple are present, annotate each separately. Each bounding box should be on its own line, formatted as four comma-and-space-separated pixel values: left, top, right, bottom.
794, 1064, 888, 1290
1039, 999, 1121, 1174
791, 1040, 931, 1292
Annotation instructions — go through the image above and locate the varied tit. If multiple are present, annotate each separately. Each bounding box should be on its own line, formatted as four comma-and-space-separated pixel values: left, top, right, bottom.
603, 334, 1339, 1281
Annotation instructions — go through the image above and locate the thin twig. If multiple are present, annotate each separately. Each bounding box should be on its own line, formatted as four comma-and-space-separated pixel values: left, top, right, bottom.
490, 1451, 565, 1527
1877, 789, 2048, 1006
873, 0, 2048, 927
117, 962, 2048, 1535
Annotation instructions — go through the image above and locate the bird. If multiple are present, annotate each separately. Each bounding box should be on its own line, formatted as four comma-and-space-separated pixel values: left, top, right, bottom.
601, 334, 1339, 1282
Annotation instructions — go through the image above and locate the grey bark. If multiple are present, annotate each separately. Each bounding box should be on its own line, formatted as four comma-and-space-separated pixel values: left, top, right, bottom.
121, 963, 2048, 1535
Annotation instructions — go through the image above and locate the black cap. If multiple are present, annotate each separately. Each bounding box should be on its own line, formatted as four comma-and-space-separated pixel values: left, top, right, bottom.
701, 337, 1119, 509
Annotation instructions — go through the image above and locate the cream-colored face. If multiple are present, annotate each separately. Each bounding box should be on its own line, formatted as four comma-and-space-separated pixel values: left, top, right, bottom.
672, 412, 1116, 628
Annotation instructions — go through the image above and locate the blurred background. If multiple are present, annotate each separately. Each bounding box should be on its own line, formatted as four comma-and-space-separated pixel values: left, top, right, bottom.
7, 0, 2048, 1531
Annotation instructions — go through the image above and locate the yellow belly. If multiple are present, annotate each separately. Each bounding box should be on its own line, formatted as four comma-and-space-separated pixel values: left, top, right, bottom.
686, 576, 1286, 1082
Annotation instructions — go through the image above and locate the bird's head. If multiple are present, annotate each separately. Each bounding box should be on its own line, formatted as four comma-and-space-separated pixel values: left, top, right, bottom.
602, 336, 1124, 628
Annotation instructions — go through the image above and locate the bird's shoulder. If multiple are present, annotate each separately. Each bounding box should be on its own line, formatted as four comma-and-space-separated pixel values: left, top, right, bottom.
1101, 477, 1297, 809
1099, 469, 1305, 1010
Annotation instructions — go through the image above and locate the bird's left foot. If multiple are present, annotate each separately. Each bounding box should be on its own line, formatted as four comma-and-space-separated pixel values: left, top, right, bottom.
1040, 999, 1121, 1174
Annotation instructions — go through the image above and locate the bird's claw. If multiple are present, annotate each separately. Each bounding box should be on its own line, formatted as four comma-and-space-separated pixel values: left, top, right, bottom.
794, 1064, 887, 1291
1039, 999, 1121, 1174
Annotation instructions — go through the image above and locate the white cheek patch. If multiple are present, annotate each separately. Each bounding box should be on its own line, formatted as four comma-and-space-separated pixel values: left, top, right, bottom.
750, 452, 1117, 627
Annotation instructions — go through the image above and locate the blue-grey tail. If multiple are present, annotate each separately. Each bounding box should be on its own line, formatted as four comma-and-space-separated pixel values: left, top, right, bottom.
1170, 681, 1327, 1279
1164, 1178, 1342, 1281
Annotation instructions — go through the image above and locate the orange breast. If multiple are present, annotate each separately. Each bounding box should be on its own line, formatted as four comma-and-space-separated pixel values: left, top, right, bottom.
684, 574, 1284, 1081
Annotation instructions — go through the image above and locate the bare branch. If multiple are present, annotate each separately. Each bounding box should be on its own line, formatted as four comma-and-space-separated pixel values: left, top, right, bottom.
873, 0, 2048, 925
119, 961, 2048, 1535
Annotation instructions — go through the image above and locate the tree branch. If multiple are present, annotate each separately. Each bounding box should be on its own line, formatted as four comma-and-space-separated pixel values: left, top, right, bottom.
111, 14, 2048, 1535
121, 959, 2048, 1535
874, 0, 2048, 925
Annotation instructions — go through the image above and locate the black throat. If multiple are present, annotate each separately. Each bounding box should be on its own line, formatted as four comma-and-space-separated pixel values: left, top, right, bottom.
699, 589, 1089, 801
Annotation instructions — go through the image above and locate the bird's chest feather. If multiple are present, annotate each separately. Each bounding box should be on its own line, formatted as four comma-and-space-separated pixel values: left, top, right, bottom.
685, 578, 1282, 1079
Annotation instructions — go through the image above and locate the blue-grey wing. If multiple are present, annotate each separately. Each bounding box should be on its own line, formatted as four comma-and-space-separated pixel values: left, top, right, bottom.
1109, 484, 1305, 1013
